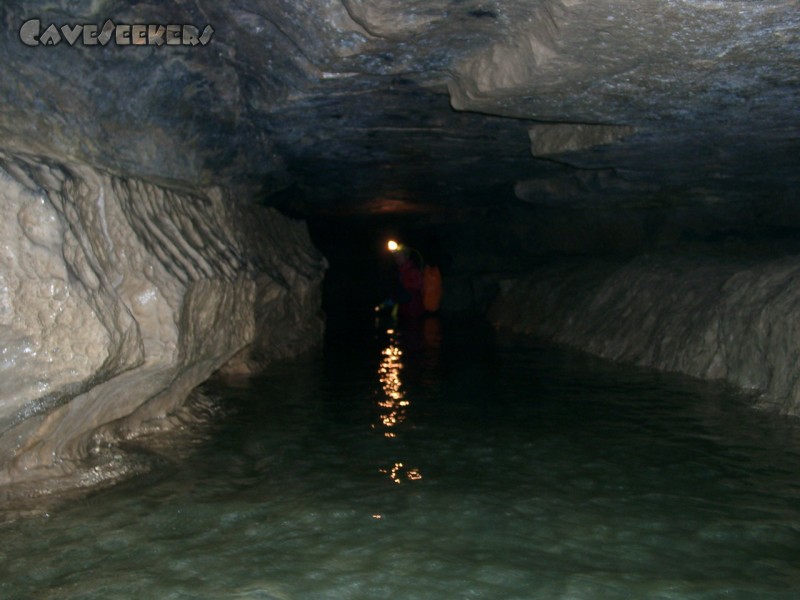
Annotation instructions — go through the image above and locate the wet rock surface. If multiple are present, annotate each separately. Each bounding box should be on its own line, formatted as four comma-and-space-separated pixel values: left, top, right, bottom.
0, 153, 325, 491
0, 0, 798, 492
490, 252, 800, 416
0, 0, 796, 210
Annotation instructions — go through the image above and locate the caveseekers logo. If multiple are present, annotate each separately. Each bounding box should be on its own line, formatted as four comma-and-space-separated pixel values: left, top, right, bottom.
20, 18, 214, 47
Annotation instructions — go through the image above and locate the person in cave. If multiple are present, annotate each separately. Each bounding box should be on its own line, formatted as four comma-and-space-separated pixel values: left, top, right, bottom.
375, 240, 442, 323
377, 246, 425, 321
395, 248, 425, 319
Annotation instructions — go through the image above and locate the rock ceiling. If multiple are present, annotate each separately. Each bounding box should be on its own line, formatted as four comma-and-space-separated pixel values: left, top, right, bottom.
1, 0, 798, 215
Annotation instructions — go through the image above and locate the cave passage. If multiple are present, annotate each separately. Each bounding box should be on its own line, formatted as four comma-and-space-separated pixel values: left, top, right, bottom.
2, 314, 800, 598
1, 1, 799, 593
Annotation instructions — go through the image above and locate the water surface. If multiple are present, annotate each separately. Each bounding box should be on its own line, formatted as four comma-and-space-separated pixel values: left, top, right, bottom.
2, 318, 800, 599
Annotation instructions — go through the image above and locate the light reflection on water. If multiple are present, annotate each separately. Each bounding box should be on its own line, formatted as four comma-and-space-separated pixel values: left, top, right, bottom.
1, 318, 800, 599
375, 327, 423, 485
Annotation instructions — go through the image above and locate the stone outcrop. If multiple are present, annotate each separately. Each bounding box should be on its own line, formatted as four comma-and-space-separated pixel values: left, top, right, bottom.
1, 1, 796, 211
0, 152, 326, 491
528, 124, 636, 157
490, 254, 800, 416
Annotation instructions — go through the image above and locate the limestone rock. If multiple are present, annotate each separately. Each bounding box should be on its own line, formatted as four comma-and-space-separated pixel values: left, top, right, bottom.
528, 124, 636, 157
0, 0, 797, 207
0, 152, 326, 489
0, 0, 798, 496
490, 255, 800, 416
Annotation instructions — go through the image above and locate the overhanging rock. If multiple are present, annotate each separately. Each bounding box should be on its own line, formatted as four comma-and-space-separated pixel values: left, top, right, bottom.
528, 123, 636, 157
0, 152, 326, 491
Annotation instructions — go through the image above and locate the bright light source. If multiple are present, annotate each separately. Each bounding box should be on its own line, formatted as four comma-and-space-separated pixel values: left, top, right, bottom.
387, 240, 400, 252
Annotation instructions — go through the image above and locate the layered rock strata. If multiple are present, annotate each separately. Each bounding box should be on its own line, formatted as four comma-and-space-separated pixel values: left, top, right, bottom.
490, 255, 800, 416
0, 152, 326, 491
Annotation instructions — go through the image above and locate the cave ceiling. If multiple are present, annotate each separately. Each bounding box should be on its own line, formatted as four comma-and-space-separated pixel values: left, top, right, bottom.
1, 0, 798, 216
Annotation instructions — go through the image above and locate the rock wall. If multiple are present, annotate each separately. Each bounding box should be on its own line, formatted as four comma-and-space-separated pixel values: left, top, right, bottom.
489, 254, 800, 416
0, 152, 326, 491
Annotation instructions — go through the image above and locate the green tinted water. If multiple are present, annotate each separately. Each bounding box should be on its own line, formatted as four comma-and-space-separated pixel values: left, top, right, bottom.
2, 319, 799, 599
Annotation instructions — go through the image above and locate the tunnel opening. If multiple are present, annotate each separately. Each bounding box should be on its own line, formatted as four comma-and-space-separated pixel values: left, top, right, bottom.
306, 213, 456, 332
302, 194, 800, 341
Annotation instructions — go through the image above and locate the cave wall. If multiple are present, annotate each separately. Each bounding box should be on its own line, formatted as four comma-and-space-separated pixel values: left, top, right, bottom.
0, 0, 797, 494
490, 254, 800, 416
0, 152, 326, 489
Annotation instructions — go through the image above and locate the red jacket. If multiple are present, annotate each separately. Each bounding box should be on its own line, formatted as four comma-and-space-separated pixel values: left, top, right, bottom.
398, 260, 424, 318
